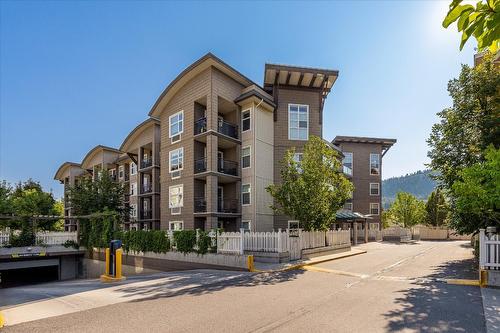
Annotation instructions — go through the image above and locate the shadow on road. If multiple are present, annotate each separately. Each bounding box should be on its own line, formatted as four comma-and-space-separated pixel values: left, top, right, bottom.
117, 269, 305, 303
383, 252, 485, 333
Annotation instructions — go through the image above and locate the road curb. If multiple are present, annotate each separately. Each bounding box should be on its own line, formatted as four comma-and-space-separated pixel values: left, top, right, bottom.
252, 250, 367, 273
445, 278, 480, 286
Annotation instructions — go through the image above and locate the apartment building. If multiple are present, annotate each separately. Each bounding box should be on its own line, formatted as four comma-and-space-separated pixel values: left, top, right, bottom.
332, 136, 396, 228
55, 52, 394, 232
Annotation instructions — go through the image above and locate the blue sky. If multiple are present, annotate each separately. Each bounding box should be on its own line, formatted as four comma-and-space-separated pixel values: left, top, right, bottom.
0, 1, 475, 198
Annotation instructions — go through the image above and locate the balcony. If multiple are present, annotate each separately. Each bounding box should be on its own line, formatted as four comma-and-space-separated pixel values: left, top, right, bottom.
194, 117, 238, 139
218, 199, 238, 214
194, 158, 207, 173
140, 158, 153, 169
218, 119, 238, 139
194, 117, 207, 135
140, 210, 152, 220
194, 197, 207, 213
141, 184, 152, 194
218, 159, 238, 176
124, 193, 130, 202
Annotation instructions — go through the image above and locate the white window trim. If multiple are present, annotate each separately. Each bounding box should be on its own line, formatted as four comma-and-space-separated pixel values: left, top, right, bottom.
130, 204, 137, 218
241, 220, 251, 231
370, 153, 380, 176
169, 110, 184, 139
130, 162, 137, 176
241, 109, 251, 133
288, 104, 309, 141
242, 183, 251, 206
242, 146, 251, 169
169, 147, 184, 174
370, 203, 380, 215
344, 202, 353, 211
118, 165, 124, 179
131, 182, 137, 196
169, 184, 184, 208
369, 183, 380, 196
169, 221, 184, 231
343, 152, 353, 169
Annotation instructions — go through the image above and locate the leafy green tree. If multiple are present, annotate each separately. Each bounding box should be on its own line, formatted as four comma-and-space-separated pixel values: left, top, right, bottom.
425, 189, 449, 227
386, 192, 426, 228
443, 0, 500, 51
266, 136, 354, 231
427, 53, 500, 190
0, 181, 13, 216
451, 146, 500, 234
68, 172, 127, 216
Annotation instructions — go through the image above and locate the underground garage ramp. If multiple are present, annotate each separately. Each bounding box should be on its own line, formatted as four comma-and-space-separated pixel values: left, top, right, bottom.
0, 258, 59, 288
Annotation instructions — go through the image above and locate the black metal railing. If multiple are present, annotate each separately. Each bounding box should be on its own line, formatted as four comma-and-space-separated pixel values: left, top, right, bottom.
140, 210, 152, 220
194, 117, 207, 135
218, 159, 238, 176
218, 119, 238, 139
194, 197, 207, 213
194, 158, 207, 173
218, 199, 239, 213
141, 184, 152, 194
141, 158, 152, 169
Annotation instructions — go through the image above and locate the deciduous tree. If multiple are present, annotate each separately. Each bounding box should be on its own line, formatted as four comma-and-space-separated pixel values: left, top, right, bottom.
425, 189, 449, 227
386, 192, 426, 228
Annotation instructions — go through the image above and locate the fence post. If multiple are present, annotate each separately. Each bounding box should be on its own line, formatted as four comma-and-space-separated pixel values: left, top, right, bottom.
479, 229, 485, 268
240, 228, 244, 255
278, 228, 282, 253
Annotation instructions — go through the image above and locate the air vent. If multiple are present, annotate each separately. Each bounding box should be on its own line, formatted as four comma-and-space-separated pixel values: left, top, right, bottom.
171, 170, 181, 179
171, 134, 181, 143
171, 207, 181, 215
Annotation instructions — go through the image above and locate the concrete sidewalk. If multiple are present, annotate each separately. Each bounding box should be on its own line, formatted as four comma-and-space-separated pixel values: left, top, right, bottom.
253, 248, 366, 272
482, 287, 500, 333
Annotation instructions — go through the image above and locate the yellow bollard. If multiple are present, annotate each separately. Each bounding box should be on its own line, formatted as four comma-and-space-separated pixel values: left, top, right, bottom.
480, 269, 488, 288
115, 248, 123, 279
105, 248, 110, 276
247, 255, 254, 272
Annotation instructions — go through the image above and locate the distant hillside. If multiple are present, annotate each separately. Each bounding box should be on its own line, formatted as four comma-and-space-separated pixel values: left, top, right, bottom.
382, 170, 437, 208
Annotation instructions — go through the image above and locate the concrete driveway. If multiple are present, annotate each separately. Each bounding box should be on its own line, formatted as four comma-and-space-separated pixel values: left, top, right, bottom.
0, 241, 488, 332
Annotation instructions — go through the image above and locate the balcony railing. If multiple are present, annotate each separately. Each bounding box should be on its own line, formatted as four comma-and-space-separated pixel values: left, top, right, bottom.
141, 184, 152, 194
194, 197, 207, 213
195, 158, 207, 173
141, 158, 153, 169
218, 199, 239, 213
218, 119, 238, 139
218, 159, 238, 176
194, 117, 207, 135
140, 210, 152, 220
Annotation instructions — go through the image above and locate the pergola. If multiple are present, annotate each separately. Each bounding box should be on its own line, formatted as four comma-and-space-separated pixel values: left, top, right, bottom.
335, 210, 373, 245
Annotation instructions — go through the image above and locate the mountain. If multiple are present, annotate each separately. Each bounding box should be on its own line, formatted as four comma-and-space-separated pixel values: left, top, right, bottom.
382, 170, 437, 208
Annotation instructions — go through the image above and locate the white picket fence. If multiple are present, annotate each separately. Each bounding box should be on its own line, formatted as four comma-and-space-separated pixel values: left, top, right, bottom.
382, 226, 412, 241
479, 229, 499, 270
217, 229, 351, 255
0, 231, 77, 247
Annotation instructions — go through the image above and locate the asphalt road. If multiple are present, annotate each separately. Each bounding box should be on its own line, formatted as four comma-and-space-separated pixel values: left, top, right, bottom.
1, 241, 485, 333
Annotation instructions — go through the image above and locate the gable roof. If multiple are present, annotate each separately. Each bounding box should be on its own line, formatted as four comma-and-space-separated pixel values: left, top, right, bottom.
119, 117, 159, 152
53, 162, 82, 180
149, 53, 258, 117
81, 145, 122, 170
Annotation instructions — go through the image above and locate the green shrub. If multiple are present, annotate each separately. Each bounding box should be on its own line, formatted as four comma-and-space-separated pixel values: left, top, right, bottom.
196, 231, 211, 254
10, 229, 35, 247
113, 230, 169, 254
174, 230, 197, 253
62, 239, 80, 249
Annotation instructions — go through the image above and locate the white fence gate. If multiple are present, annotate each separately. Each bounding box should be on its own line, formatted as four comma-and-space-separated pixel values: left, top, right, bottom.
480, 229, 500, 270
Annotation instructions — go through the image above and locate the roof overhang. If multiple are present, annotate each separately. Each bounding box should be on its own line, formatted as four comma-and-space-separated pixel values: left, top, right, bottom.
53, 162, 82, 180
333, 136, 397, 156
81, 145, 122, 170
336, 210, 373, 221
234, 85, 276, 111
149, 53, 257, 118
119, 117, 160, 152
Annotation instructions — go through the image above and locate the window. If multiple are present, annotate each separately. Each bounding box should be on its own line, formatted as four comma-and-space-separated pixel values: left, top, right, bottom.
242, 110, 251, 132
370, 183, 380, 196
130, 162, 137, 175
169, 221, 184, 231
241, 220, 251, 231
288, 220, 300, 230
288, 104, 309, 140
118, 165, 124, 179
342, 152, 353, 176
130, 182, 137, 196
344, 202, 353, 211
169, 111, 184, 141
370, 153, 380, 175
242, 184, 251, 205
242, 146, 251, 169
130, 204, 137, 218
370, 203, 380, 215
169, 148, 184, 173
169, 185, 183, 208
